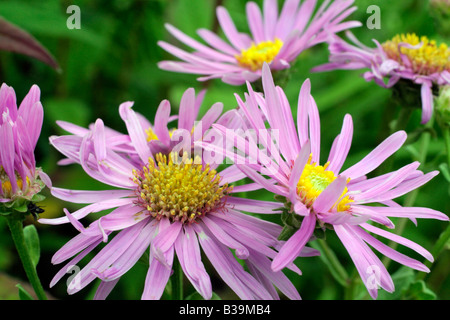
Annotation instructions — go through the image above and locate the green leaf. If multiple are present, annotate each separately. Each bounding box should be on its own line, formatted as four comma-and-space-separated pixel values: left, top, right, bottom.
439, 163, 450, 183
281, 210, 301, 229
23, 225, 40, 268
31, 194, 46, 203
278, 225, 297, 241
313, 227, 326, 240
185, 292, 221, 300
402, 281, 437, 300
16, 284, 34, 300
376, 267, 415, 300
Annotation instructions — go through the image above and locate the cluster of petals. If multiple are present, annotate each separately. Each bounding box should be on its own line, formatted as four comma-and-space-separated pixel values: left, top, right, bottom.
0, 83, 51, 203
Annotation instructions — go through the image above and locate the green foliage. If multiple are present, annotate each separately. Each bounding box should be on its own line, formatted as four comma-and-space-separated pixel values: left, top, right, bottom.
23, 225, 40, 269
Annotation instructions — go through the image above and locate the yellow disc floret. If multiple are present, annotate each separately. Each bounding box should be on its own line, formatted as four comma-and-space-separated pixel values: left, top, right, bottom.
296, 155, 353, 212
0, 166, 29, 199
382, 33, 450, 75
236, 38, 283, 71
132, 152, 232, 223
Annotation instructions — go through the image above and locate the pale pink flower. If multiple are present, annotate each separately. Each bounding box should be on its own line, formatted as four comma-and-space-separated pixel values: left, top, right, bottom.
313, 32, 450, 124
0, 83, 51, 204
41, 90, 313, 300
158, 0, 361, 85
200, 64, 449, 299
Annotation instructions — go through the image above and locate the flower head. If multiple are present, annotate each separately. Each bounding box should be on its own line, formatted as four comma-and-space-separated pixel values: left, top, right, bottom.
41, 91, 310, 300
210, 64, 449, 299
0, 83, 50, 208
313, 32, 450, 124
158, 0, 361, 85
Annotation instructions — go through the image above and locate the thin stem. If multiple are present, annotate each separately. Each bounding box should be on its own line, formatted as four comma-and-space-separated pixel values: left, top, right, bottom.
314, 239, 349, 288
172, 256, 184, 300
375, 107, 414, 176
382, 117, 432, 268
5, 214, 47, 300
415, 124, 450, 280
416, 223, 450, 281
442, 125, 450, 170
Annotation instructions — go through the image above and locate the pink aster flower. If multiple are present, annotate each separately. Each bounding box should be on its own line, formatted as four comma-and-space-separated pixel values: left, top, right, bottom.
313, 32, 450, 124
202, 64, 449, 299
53, 88, 233, 166
158, 0, 361, 85
40, 93, 311, 300
0, 83, 51, 205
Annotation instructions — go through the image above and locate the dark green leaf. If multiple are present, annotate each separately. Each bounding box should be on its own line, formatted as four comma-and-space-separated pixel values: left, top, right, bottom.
185, 291, 221, 300
16, 284, 34, 300
278, 225, 297, 241
23, 224, 40, 268
402, 280, 437, 300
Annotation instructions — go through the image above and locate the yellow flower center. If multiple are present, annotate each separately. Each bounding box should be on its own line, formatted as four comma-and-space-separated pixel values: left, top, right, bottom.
382, 33, 450, 75
297, 156, 352, 212
132, 152, 232, 224
235, 38, 283, 71
0, 166, 29, 199
145, 127, 178, 142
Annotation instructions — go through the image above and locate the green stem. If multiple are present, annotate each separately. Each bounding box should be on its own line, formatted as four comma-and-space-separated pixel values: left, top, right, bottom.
5, 214, 47, 300
416, 223, 450, 281
172, 256, 184, 300
415, 124, 450, 280
442, 125, 450, 170
382, 118, 432, 268
315, 239, 349, 288
376, 107, 414, 176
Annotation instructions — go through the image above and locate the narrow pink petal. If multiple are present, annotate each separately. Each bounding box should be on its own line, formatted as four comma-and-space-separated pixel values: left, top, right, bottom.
217, 6, 247, 50
327, 114, 353, 174
367, 205, 448, 221
226, 197, 284, 214
334, 224, 394, 299
275, 0, 300, 40
201, 217, 249, 259
0, 122, 18, 192
272, 213, 316, 272
354, 225, 430, 272
174, 226, 212, 299
341, 131, 407, 179
142, 246, 174, 300
369, 171, 439, 203
153, 99, 171, 144
263, 0, 278, 40
361, 223, 434, 262
297, 79, 311, 146
165, 23, 235, 63
288, 141, 311, 202
152, 220, 182, 258
420, 82, 433, 124
178, 88, 196, 131
93, 279, 120, 300
308, 96, 321, 163
246, 2, 265, 43
313, 176, 348, 213
119, 101, 152, 164
197, 28, 239, 55
50, 187, 132, 204
354, 162, 420, 201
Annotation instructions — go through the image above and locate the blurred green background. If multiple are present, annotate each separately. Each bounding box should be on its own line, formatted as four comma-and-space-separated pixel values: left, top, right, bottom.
0, 0, 448, 300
